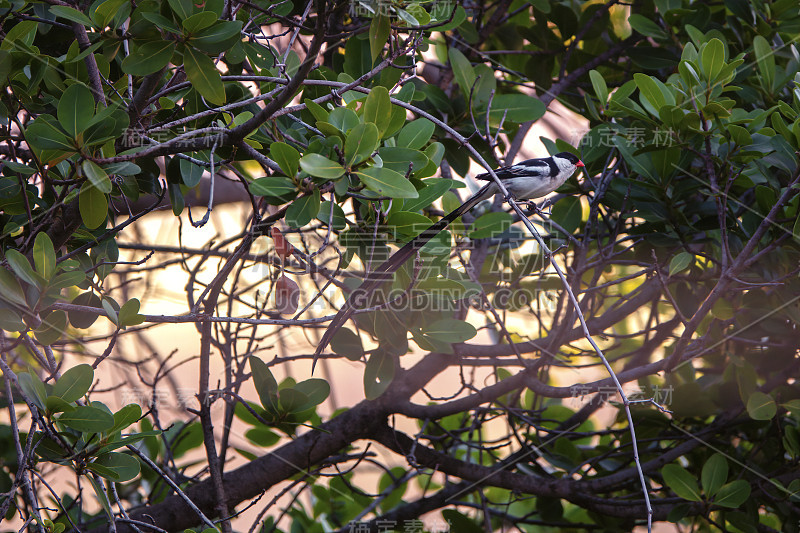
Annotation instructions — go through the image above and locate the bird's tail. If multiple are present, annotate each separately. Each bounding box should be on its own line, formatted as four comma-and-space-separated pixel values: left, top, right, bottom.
312, 183, 494, 372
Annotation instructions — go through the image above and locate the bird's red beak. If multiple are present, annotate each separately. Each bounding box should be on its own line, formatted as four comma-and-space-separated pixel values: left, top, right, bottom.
576, 160, 585, 168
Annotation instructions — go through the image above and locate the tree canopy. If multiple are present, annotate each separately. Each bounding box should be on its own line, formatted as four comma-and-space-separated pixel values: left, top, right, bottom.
1, 0, 800, 532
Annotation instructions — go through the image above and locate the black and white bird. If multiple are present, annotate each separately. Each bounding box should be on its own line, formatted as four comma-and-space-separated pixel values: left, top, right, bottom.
312, 152, 584, 370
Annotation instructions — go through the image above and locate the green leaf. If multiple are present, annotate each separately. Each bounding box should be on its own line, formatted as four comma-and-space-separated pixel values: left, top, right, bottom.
752, 35, 775, 93
188, 20, 244, 55
345, 122, 379, 167
364, 349, 395, 400
182, 11, 217, 33
277, 388, 309, 413
58, 84, 95, 137
0, 268, 29, 307
245, 426, 280, 447
661, 464, 702, 502
25, 115, 75, 152
58, 405, 115, 432
52, 364, 94, 403
746, 391, 776, 420
589, 69, 608, 104
79, 181, 108, 229
87, 475, 113, 520
634, 73, 666, 113
82, 160, 112, 194
397, 119, 435, 150
179, 158, 204, 187
183, 47, 225, 106
728, 124, 752, 146
118, 298, 145, 327
422, 318, 477, 343
250, 176, 296, 197
355, 167, 418, 198
385, 211, 433, 238
249, 356, 278, 411
448, 47, 475, 94
291, 379, 330, 410
701, 454, 728, 498
369, 15, 390, 63
468, 212, 513, 239
628, 14, 666, 39
713, 480, 751, 508
88, 452, 141, 482
6, 249, 43, 288
18, 372, 47, 411
317, 201, 346, 230
45, 396, 76, 414
49, 5, 95, 27
121, 41, 175, 76
92, 0, 128, 28
33, 232, 56, 281
488, 94, 545, 123
110, 404, 142, 433
35, 310, 67, 346
700, 38, 725, 81
330, 327, 364, 361
304, 98, 328, 123
362, 86, 391, 136
270, 142, 300, 178
669, 252, 694, 276
377, 147, 429, 175
299, 154, 345, 179
286, 190, 321, 228
167, 0, 194, 19
140, 12, 181, 33
551, 196, 583, 235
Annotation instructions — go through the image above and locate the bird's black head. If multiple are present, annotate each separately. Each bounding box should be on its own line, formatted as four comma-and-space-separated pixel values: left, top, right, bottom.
555, 152, 581, 165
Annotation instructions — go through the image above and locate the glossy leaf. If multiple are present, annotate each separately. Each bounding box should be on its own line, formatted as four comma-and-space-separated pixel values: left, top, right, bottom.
270, 142, 300, 178
713, 480, 751, 508
669, 252, 694, 276
183, 47, 225, 106
79, 181, 108, 229
397, 119, 435, 150
58, 83, 95, 137
58, 405, 115, 433
448, 47, 475, 94
33, 232, 56, 281
82, 160, 112, 194
52, 364, 94, 403
488, 94, 545, 123
299, 154, 345, 179
661, 464, 702, 502
746, 391, 776, 420
330, 327, 364, 361
250, 176, 296, 197
589, 69, 608, 104
249, 356, 278, 411
701, 453, 728, 498
362, 86, 391, 136
355, 166, 418, 198
88, 452, 141, 482
285, 190, 321, 228
369, 15, 390, 63
121, 41, 175, 76
345, 122, 379, 167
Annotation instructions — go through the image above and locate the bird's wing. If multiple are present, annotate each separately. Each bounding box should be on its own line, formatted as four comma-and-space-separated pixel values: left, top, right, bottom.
312, 183, 494, 372
475, 159, 551, 181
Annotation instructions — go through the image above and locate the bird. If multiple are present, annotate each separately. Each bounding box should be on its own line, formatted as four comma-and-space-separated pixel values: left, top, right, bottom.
312, 151, 585, 372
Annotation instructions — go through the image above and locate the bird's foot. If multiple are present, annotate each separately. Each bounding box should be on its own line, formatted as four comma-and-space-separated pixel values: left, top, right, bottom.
523, 199, 551, 216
